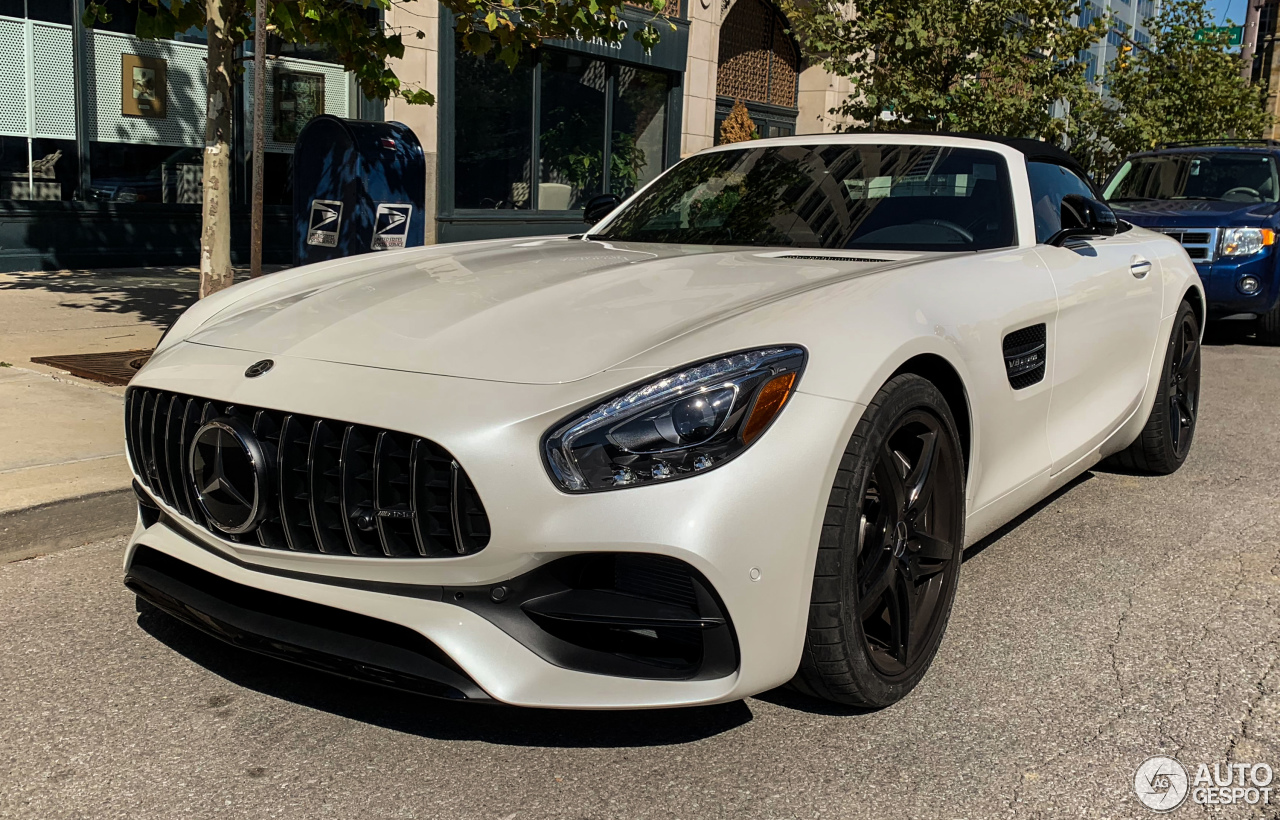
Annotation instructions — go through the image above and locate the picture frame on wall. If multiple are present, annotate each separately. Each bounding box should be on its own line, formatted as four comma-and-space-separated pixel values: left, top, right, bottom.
273, 70, 325, 143
122, 55, 167, 118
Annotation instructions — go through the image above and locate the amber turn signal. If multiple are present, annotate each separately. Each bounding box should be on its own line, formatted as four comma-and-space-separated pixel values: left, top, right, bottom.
741, 372, 797, 444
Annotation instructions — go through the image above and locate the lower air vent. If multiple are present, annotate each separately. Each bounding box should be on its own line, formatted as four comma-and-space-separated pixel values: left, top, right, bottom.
1003, 324, 1047, 389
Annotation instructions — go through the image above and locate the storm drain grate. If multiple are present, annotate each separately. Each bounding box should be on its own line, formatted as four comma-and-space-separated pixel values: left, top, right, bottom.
31, 349, 152, 386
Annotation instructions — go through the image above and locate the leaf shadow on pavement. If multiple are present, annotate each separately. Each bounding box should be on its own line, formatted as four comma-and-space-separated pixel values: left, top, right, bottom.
135, 607, 754, 747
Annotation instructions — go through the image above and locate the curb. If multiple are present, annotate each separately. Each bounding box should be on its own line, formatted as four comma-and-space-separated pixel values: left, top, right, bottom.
0, 488, 136, 564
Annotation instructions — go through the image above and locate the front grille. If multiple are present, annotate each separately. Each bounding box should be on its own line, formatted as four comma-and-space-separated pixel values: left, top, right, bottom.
125, 388, 491, 558
1155, 227, 1218, 262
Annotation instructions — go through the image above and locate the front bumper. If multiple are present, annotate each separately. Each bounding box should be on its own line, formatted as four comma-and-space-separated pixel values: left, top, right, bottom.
1196, 252, 1280, 315
125, 343, 859, 708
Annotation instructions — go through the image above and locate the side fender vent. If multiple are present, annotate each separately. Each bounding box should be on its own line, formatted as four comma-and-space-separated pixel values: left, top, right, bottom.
1003, 324, 1047, 390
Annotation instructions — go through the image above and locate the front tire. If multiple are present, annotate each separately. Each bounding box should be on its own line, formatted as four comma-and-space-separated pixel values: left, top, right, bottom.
1105, 300, 1201, 475
792, 374, 965, 708
1258, 302, 1280, 345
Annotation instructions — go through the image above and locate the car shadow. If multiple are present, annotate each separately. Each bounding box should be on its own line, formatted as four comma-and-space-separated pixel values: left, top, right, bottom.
961, 471, 1094, 563
136, 606, 754, 747
1203, 319, 1265, 347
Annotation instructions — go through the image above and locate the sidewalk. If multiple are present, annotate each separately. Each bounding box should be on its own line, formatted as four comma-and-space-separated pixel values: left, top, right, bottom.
0, 266, 244, 560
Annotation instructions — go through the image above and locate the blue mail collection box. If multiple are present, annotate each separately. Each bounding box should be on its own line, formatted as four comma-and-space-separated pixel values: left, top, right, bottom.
292, 115, 426, 266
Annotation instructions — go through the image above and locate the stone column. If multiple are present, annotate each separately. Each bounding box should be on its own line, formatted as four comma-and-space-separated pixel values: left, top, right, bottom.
682, 0, 722, 155
385, 4, 441, 244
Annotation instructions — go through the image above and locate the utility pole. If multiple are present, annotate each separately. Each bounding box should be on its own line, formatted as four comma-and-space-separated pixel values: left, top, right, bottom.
1242, 0, 1263, 82
250, 0, 267, 278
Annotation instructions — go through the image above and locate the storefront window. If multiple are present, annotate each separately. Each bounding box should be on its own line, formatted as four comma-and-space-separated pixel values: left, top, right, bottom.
87, 143, 203, 204
611, 67, 669, 197
0, 0, 73, 23
454, 51, 533, 209
451, 45, 677, 213
0, 137, 79, 201
539, 52, 606, 210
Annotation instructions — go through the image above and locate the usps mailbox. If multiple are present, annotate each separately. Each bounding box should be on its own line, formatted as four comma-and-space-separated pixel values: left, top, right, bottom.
292, 115, 426, 266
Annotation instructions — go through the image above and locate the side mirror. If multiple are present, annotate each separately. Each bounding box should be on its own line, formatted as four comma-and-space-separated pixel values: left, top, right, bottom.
1048, 194, 1119, 246
583, 193, 622, 225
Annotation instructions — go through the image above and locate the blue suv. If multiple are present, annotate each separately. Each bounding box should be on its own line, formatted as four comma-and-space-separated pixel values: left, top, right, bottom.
1104, 141, 1280, 342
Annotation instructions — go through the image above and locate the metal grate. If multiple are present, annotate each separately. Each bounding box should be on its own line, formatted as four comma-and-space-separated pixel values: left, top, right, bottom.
716, 0, 799, 108
125, 388, 491, 558
1003, 324, 1047, 390
31, 349, 151, 385
32, 23, 75, 139
0, 19, 28, 137
85, 30, 207, 147
1154, 227, 1218, 263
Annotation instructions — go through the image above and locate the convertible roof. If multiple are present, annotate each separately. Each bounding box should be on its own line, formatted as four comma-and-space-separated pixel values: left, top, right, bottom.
937, 133, 1092, 178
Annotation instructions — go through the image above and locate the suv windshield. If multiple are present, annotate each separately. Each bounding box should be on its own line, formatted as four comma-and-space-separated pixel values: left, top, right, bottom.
593, 144, 1015, 251
1104, 152, 1280, 204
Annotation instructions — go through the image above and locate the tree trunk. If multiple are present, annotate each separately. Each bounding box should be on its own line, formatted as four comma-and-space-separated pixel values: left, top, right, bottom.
250, 0, 267, 278
200, 0, 236, 298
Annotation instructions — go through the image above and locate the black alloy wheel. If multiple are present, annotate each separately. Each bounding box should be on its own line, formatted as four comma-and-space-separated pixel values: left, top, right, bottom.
794, 373, 965, 707
856, 410, 961, 677
1166, 309, 1200, 461
1105, 299, 1201, 475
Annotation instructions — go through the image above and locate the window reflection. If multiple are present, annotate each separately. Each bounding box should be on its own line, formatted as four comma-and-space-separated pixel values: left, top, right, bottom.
611, 67, 668, 197
454, 51, 533, 209
0, 137, 79, 201
539, 52, 606, 210
87, 143, 203, 204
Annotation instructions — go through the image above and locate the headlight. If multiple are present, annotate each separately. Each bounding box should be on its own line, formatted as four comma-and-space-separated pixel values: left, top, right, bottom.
1220, 227, 1275, 257
543, 347, 806, 492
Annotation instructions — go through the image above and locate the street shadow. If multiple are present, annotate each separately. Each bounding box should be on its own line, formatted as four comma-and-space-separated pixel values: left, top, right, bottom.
135, 605, 754, 747
0, 265, 284, 330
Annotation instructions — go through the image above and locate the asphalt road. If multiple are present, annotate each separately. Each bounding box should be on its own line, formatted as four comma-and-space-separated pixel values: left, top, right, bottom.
3, 329, 1280, 820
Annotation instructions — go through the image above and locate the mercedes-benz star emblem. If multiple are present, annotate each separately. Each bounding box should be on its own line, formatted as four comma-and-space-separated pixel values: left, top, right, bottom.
188, 417, 272, 535
245, 359, 274, 378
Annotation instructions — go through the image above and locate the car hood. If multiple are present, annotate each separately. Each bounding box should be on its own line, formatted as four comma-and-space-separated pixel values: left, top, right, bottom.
1111, 198, 1280, 226
186, 237, 922, 384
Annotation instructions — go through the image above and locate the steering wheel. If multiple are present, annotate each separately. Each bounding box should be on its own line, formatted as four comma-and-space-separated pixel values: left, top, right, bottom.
913, 219, 975, 243
1223, 186, 1262, 202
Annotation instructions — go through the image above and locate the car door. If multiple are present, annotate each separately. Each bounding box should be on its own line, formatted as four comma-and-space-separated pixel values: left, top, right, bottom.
1029, 161, 1165, 474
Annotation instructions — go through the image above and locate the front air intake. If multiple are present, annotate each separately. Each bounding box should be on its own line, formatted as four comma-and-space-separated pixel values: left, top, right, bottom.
125, 388, 490, 558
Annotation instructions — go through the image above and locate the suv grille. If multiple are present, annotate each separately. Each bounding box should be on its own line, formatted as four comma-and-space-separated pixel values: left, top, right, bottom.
1154, 227, 1219, 262
125, 388, 491, 558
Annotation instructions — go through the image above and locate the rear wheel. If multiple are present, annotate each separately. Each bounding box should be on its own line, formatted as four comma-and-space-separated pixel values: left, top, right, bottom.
793, 374, 965, 708
1106, 300, 1201, 474
1258, 302, 1280, 345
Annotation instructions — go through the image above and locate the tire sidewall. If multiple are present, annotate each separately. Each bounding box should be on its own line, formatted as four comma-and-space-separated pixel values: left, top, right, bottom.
836, 375, 966, 705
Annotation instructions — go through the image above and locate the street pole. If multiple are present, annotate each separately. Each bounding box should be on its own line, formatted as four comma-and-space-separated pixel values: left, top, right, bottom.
1242, 0, 1262, 82
250, 0, 267, 278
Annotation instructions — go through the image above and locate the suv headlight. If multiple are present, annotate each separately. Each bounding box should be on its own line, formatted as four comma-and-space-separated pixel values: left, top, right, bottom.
543, 347, 806, 492
1220, 227, 1275, 257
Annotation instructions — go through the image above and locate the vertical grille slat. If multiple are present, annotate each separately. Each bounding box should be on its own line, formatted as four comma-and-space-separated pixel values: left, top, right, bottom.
339, 425, 383, 556
123, 388, 490, 559
277, 414, 319, 553
308, 420, 348, 554
147, 392, 170, 504
136, 390, 158, 492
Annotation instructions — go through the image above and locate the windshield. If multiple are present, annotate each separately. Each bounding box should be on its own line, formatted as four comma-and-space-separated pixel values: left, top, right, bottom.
1104, 152, 1280, 204
593, 144, 1015, 251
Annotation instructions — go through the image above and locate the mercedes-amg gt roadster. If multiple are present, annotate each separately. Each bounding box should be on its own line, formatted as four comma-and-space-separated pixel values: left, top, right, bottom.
123, 134, 1203, 709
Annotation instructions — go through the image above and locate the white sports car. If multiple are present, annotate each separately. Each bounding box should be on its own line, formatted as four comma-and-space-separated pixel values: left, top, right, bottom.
124, 134, 1202, 709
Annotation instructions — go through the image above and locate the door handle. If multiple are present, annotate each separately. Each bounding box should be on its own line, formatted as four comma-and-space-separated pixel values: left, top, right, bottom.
1130, 256, 1152, 278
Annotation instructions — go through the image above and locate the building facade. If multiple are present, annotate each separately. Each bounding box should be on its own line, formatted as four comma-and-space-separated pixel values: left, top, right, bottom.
1076, 0, 1160, 83
0, 0, 850, 270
